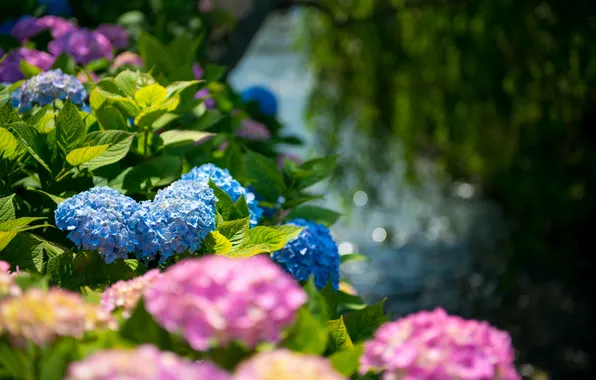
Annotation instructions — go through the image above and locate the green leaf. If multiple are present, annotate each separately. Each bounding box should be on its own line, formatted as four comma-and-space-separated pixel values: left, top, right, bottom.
0, 217, 46, 231
19, 59, 42, 78
337, 291, 367, 311
204, 64, 226, 82
92, 87, 141, 117
10, 121, 52, 173
269, 224, 303, 245
120, 298, 172, 350
287, 206, 341, 227
329, 343, 364, 377
165, 80, 200, 98
248, 226, 285, 250
327, 316, 354, 352
1, 233, 64, 272
27, 188, 65, 205
244, 150, 286, 201
304, 277, 330, 324
282, 194, 325, 209
46, 251, 78, 289
56, 100, 86, 152
138, 33, 172, 77
0, 127, 19, 159
79, 131, 135, 170
282, 308, 328, 355
343, 299, 390, 343
0, 341, 29, 378
294, 156, 338, 190
203, 231, 233, 254
209, 179, 238, 220
160, 130, 215, 146
0, 102, 20, 125
84, 58, 110, 72
94, 104, 128, 131
66, 144, 110, 166
0, 194, 15, 223
39, 338, 76, 380
233, 195, 249, 219
122, 155, 182, 193
321, 278, 339, 319
0, 230, 18, 252
134, 83, 167, 107
51, 53, 76, 73
134, 96, 180, 129
340, 254, 370, 265
217, 217, 250, 248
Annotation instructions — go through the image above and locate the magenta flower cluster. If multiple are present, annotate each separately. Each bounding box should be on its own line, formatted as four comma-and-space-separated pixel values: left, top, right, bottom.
360, 308, 520, 380
66, 345, 231, 380
101, 269, 162, 318
144, 255, 307, 351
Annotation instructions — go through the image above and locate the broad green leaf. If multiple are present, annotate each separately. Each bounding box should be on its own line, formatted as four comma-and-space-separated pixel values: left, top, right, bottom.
0, 217, 46, 231
9, 121, 52, 173
116, 71, 156, 97
294, 156, 338, 190
47, 251, 78, 289
287, 206, 341, 227
1, 233, 64, 272
320, 278, 339, 319
120, 298, 172, 350
122, 155, 182, 193
209, 179, 238, 220
329, 343, 364, 376
269, 224, 304, 245
79, 131, 135, 170
327, 316, 354, 352
337, 291, 367, 311
0, 194, 15, 222
36, 112, 56, 133
138, 33, 172, 77
51, 53, 75, 73
135, 83, 167, 107
340, 254, 370, 265
227, 243, 271, 258
39, 338, 76, 380
66, 144, 110, 166
27, 188, 65, 204
0, 341, 29, 378
0, 102, 20, 125
134, 96, 180, 129
165, 80, 200, 98
282, 194, 325, 209
344, 299, 390, 343
248, 226, 287, 251
204, 64, 226, 82
244, 150, 286, 201
217, 217, 250, 247
19, 59, 42, 78
304, 277, 330, 324
0, 230, 18, 252
160, 130, 215, 146
188, 109, 225, 131
0, 127, 19, 159
95, 104, 128, 131
92, 87, 141, 117
233, 195, 249, 219
85, 58, 110, 72
282, 308, 328, 355
56, 100, 86, 152
203, 231, 233, 254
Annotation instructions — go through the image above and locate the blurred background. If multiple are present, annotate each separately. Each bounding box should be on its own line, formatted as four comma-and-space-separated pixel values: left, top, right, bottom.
3, 0, 596, 378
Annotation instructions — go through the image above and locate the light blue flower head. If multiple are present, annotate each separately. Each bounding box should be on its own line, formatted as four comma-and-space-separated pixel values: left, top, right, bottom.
54, 187, 140, 264
132, 180, 217, 263
271, 219, 340, 290
19, 69, 87, 109
181, 163, 263, 227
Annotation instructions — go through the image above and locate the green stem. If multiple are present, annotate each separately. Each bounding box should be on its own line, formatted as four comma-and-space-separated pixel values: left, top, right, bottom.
143, 128, 149, 160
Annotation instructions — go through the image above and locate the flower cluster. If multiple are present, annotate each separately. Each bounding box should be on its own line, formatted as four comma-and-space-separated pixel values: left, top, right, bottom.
233, 349, 346, 380
17, 69, 87, 109
360, 308, 520, 380
181, 163, 263, 227
112, 51, 143, 69
236, 119, 271, 141
0, 261, 21, 300
65, 344, 230, 380
195, 88, 216, 109
0, 48, 55, 83
144, 255, 307, 351
0, 288, 115, 346
55, 187, 140, 264
96, 24, 129, 49
132, 180, 217, 262
101, 269, 162, 318
271, 219, 340, 290
11, 15, 76, 42
49, 29, 113, 65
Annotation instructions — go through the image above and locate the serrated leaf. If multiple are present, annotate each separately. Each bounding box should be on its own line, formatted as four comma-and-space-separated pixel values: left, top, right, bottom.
209, 179, 238, 220
66, 144, 110, 166
282, 308, 328, 355
165, 80, 200, 98
0, 194, 15, 222
327, 316, 354, 352
19, 59, 42, 78
304, 277, 330, 324
248, 226, 287, 251
287, 206, 341, 227
56, 100, 86, 152
0, 217, 46, 231
344, 299, 390, 343
134, 96, 180, 129
329, 343, 363, 376
269, 224, 303, 245
92, 87, 141, 117
203, 231, 233, 254
1, 233, 64, 272
0, 230, 18, 252
244, 150, 286, 201
135, 83, 167, 108
121, 155, 182, 194
10, 121, 52, 173
114, 70, 157, 97
295, 156, 338, 190
27, 188, 65, 204
95, 104, 128, 131
79, 131, 135, 170
0, 127, 19, 159
160, 130, 214, 146
0, 102, 20, 125
217, 217, 250, 247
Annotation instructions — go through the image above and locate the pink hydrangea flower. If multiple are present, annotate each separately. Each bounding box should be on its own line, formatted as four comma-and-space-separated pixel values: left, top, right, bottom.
12, 16, 76, 42
112, 51, 143, 69
0, 261, 21, 300
236, 119, 271, 141
144, 255, 307, 351
76, 71, 99, 84
233, 349, 346, 380
0, 48, 55, 83
360, 308, 521, 380
66, 344, 230, 380
101, 269, 161, 318
49, 29, 113, 65
0, 288, 116, 346
96, 24, 129, 49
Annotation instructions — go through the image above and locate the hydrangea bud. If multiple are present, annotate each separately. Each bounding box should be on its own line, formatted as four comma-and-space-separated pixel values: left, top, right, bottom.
271, 219, 340, 290
181, 163, 263, 227
18, 69, 87, 109
0, 288, 116, 346
101, 270, 162, 318
360, 308, 521, 380
144, 256, 307, 351
66, 344, 230, 380
112, 52, 143, 69
49, 29, 113, 65
236, 119, 271, 141
0, 48, 55, 83
132, 180, 217, 263
55, 187, 140, 264
233, 349, 346, 380
96, 24, 129, 49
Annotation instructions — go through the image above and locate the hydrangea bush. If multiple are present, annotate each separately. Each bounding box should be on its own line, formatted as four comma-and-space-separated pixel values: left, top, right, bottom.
0, 4, 521, 380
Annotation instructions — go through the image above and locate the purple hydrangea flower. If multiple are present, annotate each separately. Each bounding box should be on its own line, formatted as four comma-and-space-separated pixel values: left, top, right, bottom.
360, 308, 521, 380
18, 69, 87, 110
112, 52, 143, 69
233, 349, 346, 380
101, 269, 162, 319
66, 345, 230, 380
193, 62, 204, 80
12, 16, 76, 42
49, 28, 113, 65
0, 48, 55, 83
195, 88, 216, 109
96, 24, 129, 50
144, 255, 307, 351
236, 119, 271, 141
54, 187, 140, 264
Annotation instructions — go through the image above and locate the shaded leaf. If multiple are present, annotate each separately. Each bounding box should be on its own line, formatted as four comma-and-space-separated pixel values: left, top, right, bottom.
287, 206, 341, 227
66, 144, 110, 166
344, 299, 389, 343
0, 194, 15, 223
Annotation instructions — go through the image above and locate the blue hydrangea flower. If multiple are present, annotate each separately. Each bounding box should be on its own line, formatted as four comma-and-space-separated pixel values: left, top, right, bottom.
241, 86, 278, 117
271, 219, 340, 290
18, 69, 87, 109
181, 163, 263, 227
54, 187, 140, 264
132, 180, 217, 263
